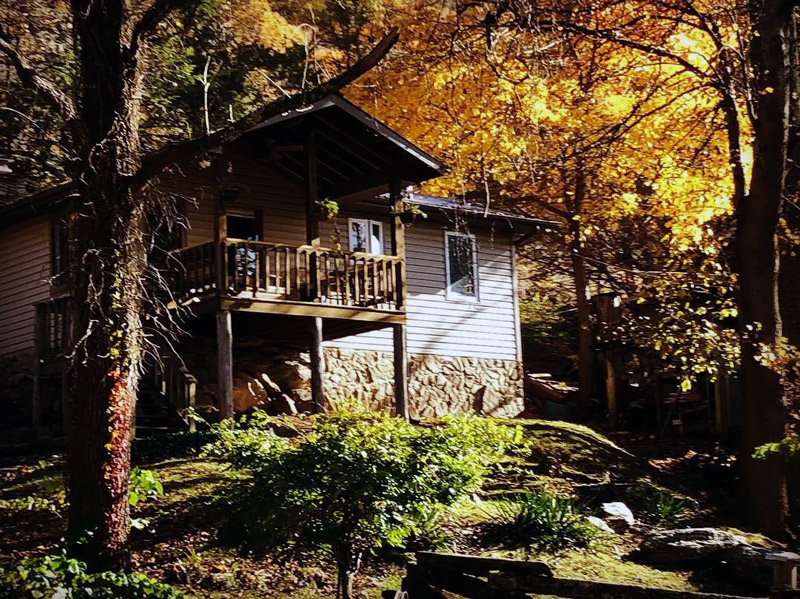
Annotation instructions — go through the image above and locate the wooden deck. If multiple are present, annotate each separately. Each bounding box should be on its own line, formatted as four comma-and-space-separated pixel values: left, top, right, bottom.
167, 239, 405, 322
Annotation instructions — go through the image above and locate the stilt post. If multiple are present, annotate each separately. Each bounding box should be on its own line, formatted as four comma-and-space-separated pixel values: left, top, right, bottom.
310, 316, 325, 413
393, 323, 409, 420
216, 309, 234, 421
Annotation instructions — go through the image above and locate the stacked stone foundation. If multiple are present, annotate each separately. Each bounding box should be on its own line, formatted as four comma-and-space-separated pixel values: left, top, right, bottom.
324, 347, 524, 419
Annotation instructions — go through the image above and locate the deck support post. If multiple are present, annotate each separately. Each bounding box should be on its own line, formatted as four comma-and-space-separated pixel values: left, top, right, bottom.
216, 309, 234, 421
310, 316, 325, 413
32, 306, 44, 438
393, 323, 409, 420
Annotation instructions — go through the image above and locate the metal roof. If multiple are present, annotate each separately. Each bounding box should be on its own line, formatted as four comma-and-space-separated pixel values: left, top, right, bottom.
407, 194, 560, 231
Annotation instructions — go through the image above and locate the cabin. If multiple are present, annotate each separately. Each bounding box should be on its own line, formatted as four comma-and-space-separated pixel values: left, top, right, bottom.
0, 94, 554, 438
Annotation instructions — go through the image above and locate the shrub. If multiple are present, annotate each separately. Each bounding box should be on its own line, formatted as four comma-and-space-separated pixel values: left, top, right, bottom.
212, 407, 515, 599
0, 554, 182, 599
128, 468, 164, 506
489, 491, 601, 552
648, 493, 689, 527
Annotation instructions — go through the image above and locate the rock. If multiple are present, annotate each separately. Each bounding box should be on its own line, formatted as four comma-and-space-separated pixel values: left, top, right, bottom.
272, 394, 298, 416
587, 516, 615, 534
232, 374, 269, 412
634, 527, 744, 565
601, 502, 635, 532
722, 543, 772, 588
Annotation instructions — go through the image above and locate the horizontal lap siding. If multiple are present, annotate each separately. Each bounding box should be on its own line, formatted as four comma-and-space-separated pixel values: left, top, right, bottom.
328, 224, 520, 361
0, 217, 51, 356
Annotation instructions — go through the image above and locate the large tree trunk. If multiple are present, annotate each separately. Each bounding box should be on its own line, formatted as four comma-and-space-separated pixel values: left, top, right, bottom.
736, 0, 792, 540
65, 1, 147, 570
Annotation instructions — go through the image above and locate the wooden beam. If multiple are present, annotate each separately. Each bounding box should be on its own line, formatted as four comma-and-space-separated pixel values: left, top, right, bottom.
310, 316, 325, 413
220, 297, 406, 323
305, 128, 320, 246
415, 552, 553, 578
216, 309, 234, 420
605, 353, 618, 430
389, 180, 407, 310
31, 307, 44, 438
213, 159, 228, 293
394, 323, 409, 420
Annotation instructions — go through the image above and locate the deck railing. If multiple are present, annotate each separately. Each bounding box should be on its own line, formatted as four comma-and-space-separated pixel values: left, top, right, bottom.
169, 239, 405, 311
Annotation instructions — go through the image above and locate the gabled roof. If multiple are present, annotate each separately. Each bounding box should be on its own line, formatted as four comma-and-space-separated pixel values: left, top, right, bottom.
0, 94, 447, 226
407, 194, 560, 233
234, 94, 446, 198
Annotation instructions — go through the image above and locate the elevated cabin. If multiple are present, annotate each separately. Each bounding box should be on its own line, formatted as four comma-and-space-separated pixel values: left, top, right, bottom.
0, 94, 554, 438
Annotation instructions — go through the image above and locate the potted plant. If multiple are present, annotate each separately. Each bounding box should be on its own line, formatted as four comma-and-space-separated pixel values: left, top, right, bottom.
316, 198, 339, 220
396, 202, 427, 225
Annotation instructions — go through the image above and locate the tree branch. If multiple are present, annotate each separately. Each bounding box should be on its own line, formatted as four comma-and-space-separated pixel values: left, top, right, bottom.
127, 0, 197, 60
130, 27, 400, 192
0, 29, 77, 122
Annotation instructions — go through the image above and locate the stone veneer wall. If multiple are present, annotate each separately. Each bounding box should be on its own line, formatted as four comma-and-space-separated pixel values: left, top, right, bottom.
324, 347, 524, 419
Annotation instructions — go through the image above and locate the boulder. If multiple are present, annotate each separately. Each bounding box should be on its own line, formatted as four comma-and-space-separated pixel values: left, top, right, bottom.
634, 527, 746, 565
232, 374, 269, 412
601, 502, 635, 532
587, 516, 615, 534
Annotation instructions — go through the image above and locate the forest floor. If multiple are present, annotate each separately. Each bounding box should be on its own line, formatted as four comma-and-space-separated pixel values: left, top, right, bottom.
0, 419, 775, 599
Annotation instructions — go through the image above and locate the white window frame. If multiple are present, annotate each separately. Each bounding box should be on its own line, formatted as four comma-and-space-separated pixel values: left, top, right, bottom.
444, 231, 479, 302
348, 218, 384, 254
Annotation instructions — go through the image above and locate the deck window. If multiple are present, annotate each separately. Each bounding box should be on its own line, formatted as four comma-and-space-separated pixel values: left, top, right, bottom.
445, 231, 478, 301
349, 218, 383, 254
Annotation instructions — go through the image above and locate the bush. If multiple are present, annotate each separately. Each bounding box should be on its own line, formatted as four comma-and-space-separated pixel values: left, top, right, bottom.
211, 407, 516, 599
0, 554, 182, 599
489, 491, 601, 552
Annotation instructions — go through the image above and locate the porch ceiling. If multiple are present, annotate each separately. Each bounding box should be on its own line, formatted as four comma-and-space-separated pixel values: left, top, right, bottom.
232, 94, 445, 200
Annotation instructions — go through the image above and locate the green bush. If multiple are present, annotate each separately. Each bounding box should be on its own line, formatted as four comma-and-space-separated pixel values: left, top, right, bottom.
489, 491, 601, 552
0, 554, 182, 599
128, 468, 164, 507
211, 407, 515, 599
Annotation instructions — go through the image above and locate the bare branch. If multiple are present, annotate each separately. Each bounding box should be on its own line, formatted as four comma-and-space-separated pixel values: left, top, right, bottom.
0, 29, 77, 122
130, 27, 401, 192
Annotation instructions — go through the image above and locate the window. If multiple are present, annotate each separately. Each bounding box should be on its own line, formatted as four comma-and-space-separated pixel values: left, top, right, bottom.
445, 231, 478, 301
349, 218, 384, 254
51, 217, 69, 277
226, 210, 262, 241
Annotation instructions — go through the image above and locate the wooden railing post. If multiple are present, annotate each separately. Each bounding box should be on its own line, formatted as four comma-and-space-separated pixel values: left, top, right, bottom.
390, 180, 407, 310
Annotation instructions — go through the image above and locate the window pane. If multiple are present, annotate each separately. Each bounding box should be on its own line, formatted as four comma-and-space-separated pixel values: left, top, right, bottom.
370, 222, 383, 254
350, 220, 368, 252
447, 234, 476, 297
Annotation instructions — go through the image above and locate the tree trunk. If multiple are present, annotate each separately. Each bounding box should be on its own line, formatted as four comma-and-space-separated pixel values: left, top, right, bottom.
568, 167, 593, 413
65, 1, 147, 570
334, 543, 360, 599
736, 0, 792, 540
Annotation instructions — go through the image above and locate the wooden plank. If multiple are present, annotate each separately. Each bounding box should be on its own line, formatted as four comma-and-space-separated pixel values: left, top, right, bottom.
216, 309, 234, 420
393, 323, 409, 421
487, 572, 760, 599
405, 564, 490, 599
415, 552, 552, 578
219, 297, 405, 323
310, 316, 325, 413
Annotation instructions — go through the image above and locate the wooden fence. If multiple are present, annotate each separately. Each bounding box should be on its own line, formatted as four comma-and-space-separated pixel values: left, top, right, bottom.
398, 551, 800, 599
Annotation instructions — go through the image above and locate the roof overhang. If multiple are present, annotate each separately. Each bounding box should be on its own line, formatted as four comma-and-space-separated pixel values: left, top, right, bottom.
232, 94, 446, 199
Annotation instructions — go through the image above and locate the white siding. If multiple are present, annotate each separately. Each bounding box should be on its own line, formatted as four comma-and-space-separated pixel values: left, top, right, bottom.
327, 224, 520, 361
0, 216, 52, 356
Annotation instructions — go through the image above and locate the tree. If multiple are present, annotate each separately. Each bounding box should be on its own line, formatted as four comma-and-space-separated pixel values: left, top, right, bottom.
212, 408, 512, 599
0, 0, 398, 569
347, 0, 736, 416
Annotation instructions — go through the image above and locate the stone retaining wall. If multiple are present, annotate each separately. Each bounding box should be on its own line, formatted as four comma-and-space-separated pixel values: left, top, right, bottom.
324, 347, 524, 419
